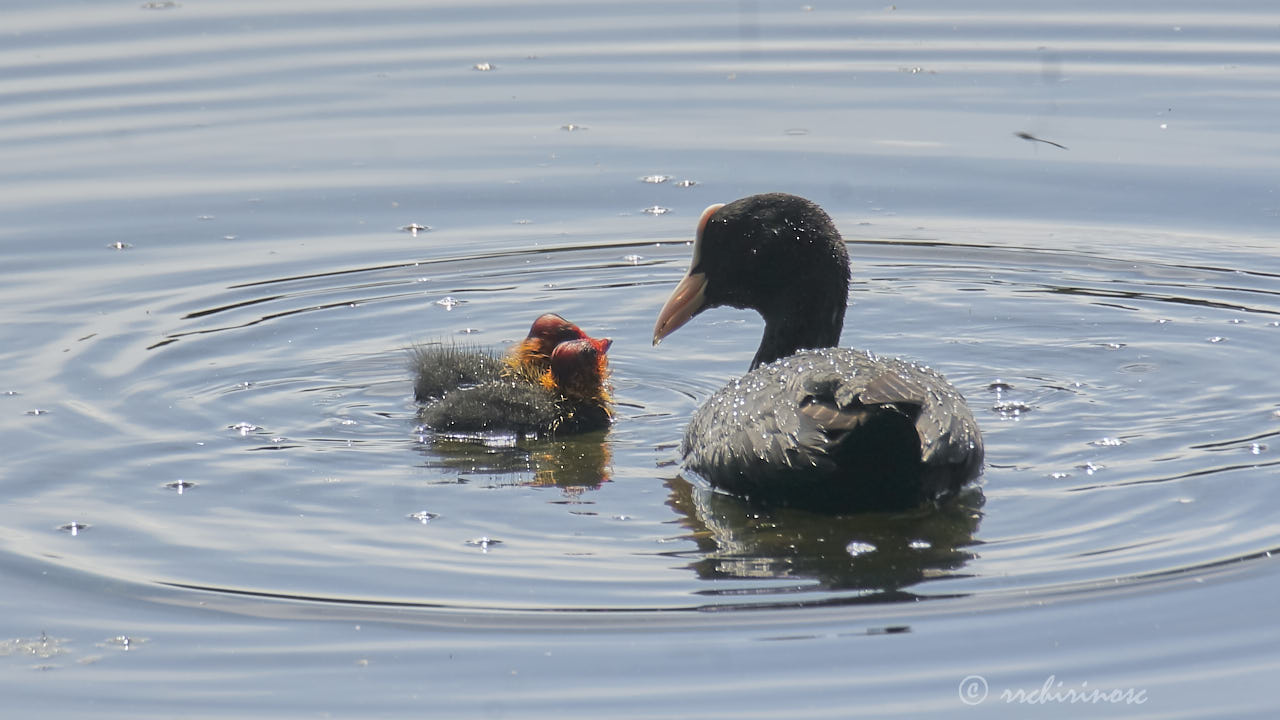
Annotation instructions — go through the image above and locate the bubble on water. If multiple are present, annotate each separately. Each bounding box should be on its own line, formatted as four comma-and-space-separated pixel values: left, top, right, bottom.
1049, 471, 1071, 479
908, 539, 932, 550
642, 206, 670, 215
164, 480, 197, 493
407, 510, 440, 523
674, 179, 698, 187
1207, 336, 1227, 343
222, 235, 237, 241
1077, 461, 1104, 475
1098, 342, 1126, 350
1176, 497, 1194, 504
108, 241, 132, 250
197, 215, 215, 221
639, 174, 672, 184
846, 541, 876, 557
25, 408, 50, 416
466, 537, 502, 551
1228, 318, 1245, 325
228, 421, 261, 435
472, 62, 495, 71
140, 1, 179, 8
400, 223, 431, 236
436, 296, 463, 310
623, 254, 643, 265
560, 123, 588, 131
459, 327, 480, 334
987, 380, 1013, 393
1249, 443, 1266, 455
784, 128, 810, 136
1089, 437, 1126, 447
3, 390, 19, 396
58, 522, 89, 535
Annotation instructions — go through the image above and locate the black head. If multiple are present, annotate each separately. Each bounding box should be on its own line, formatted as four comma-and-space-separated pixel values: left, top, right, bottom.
654, 193, 851, 369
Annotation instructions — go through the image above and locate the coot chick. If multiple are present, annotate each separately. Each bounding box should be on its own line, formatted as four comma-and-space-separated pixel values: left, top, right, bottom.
412, 313, 587, 402
419, 337, 613, 436
653, 193, 983, 512
504, 312, 592, 382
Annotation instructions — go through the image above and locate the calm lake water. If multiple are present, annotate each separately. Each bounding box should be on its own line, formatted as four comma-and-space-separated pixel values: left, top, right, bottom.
2, 1, 1278, 717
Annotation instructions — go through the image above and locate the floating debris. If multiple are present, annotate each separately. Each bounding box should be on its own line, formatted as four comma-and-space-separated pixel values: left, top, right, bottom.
466, 536, 502, 550
987, 379, 1013, 393
846, 541, 876, 557
164, 480, 197, 494
228, 421, 261, 435
1014, 131, 1068, 150
992, 400, 1033, 418
400, 223, 431, 236
0, 633, 67, 659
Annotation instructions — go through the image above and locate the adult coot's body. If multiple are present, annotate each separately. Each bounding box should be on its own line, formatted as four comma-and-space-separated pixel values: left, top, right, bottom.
653, 193, 982, 512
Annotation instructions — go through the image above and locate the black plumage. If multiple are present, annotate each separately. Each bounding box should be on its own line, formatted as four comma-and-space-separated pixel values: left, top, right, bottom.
654, 193, 983, 512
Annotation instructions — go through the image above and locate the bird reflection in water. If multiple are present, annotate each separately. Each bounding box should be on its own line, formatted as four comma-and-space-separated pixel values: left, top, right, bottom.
664, 477, 984, 601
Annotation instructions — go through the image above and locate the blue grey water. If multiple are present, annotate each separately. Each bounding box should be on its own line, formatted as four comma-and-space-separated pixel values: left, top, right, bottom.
1, 1, 1277, 716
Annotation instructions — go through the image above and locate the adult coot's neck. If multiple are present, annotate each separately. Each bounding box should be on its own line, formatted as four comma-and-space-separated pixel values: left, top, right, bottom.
751, 297, 846, 369
707, 194, 851, 370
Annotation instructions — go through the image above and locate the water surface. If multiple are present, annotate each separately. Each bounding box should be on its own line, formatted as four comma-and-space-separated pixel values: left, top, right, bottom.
2, 1, 1278, 717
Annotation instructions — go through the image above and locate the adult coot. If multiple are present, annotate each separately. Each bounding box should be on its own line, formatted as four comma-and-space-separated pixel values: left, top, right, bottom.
414, 316, 613, 436
653, 193, 983, 512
